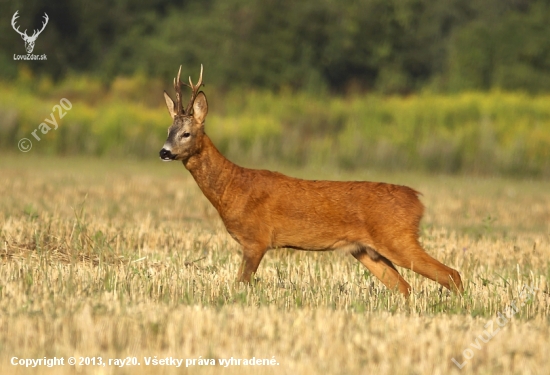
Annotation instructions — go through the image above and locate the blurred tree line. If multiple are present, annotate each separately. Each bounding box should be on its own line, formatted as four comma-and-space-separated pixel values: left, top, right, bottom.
1, 0, 550, 93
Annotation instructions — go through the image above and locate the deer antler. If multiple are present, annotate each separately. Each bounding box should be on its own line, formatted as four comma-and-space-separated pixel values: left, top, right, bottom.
11, 11, 28, 38
11, 11, 48, 40
172, 64, 204, 116
184, 64, 204, 115
30, 13, 49, 39
173, 65, 184, 116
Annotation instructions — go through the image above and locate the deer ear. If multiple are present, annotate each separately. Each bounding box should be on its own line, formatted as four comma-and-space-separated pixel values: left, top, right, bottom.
193, 92, 208, 125
163, 91, 177, 119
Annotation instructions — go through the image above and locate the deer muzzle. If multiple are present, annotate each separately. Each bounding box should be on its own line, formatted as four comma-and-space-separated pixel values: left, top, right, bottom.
159, 148, 176, 161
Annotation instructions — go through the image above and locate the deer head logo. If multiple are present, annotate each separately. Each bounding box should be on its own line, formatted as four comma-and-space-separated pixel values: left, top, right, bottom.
11, 11, 49, 54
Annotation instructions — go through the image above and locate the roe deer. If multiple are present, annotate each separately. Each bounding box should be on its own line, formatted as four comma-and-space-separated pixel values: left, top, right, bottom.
159, 65, 463, 297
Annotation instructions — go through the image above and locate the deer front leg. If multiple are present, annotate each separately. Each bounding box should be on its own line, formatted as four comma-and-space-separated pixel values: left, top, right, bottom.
237, 246, 266, 283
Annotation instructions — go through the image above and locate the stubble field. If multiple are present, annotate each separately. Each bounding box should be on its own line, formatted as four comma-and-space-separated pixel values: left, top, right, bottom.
0, 155, 549, 375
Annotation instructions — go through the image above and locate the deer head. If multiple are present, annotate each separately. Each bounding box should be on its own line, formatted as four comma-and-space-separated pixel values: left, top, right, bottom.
11, 11, 49, 54
159, 65, 208, 162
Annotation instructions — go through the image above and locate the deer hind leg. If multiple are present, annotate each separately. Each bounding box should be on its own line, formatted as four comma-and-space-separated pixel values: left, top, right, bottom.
353, 249, 411, 297
237, 246, 266, 283
386, 239, 464, 293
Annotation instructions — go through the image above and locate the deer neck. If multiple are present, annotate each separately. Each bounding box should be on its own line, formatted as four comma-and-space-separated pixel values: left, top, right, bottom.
183, 134, 236, 212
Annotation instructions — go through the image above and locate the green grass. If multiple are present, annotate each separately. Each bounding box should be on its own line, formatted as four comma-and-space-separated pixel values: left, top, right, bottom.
0, 149, 549, 373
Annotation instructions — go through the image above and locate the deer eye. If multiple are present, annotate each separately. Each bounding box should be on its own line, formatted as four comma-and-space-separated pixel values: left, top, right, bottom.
181, 132, 191, 139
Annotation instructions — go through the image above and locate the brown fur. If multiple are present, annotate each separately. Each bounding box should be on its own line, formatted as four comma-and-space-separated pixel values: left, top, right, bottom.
160, 67, 464, 297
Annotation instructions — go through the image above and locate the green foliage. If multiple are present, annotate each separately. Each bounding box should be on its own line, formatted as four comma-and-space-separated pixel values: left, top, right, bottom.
1, 0, 550, 93
2, 75, 550, 177
449, 2, 550, 93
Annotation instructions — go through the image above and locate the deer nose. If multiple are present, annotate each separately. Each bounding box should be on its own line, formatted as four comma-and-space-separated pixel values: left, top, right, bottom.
159, 148, 174, 161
